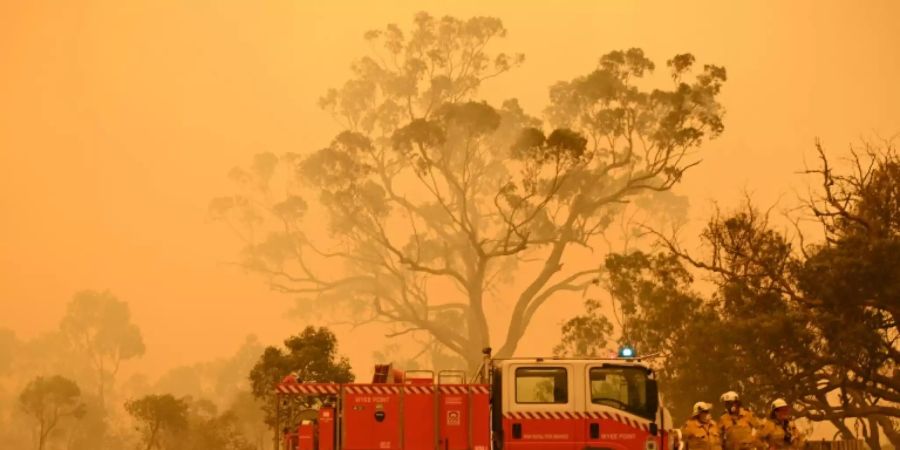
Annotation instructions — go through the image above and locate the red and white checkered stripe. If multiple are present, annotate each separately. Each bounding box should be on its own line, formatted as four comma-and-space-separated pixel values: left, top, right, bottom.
344, 385, 403, 395
439, 385, 469, 395
401, 385, 490, 395
602, 411, 650, 431
276, 384, 340, 395
403, 385, 434, 395
503, 410, 651, 432
505, 411, 582, 420
276, 383, 490, 397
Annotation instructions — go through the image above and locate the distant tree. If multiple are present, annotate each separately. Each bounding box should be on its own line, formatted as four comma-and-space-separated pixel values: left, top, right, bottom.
125, 394, 189, 450
8, 331, 94, 386
0, 331, 103, 450
178, 408, 256, 450
60, 290, 145, 407
145, 335, 263, 422
127, 396, 258, 450
64, 399, 112, 450
249, 326, 354, 428
211, 335, 265, 400
212, 12, 727, 369
212, 412, 258, 450
19, 375, 86, 450
225, 391, 269, 450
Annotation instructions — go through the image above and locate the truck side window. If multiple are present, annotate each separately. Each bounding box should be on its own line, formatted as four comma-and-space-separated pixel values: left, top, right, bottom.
589, 367, 652, 418
515, 367, 568, 404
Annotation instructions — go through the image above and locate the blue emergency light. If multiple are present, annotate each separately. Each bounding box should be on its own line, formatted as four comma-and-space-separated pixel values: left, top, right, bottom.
618, 346, 635, 358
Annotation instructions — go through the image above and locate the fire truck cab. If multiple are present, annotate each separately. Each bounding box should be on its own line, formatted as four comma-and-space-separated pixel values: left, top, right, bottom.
493, 356, 670, 450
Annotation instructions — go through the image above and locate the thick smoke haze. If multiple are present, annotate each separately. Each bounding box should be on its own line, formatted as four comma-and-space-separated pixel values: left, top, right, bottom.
1, 0, 898, 407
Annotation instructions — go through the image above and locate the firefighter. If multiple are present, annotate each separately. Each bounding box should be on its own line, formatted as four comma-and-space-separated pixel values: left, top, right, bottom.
758, 399, 804, 450
718, 391, 760, 450
682, 402, 722, 450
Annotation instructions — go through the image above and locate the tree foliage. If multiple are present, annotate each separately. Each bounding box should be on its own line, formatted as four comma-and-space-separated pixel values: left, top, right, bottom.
556, 250, 731, 423
19, 375, 86, 450
559, 141, 900, 448
165, 398, 257, 450
553, 298, 613, 358
0, 328, 125, 450
3, 300, 261, 450
60, 290, 145, 406
213, 12, 727, 368
248, 326, 354, 427
180, 410, 255, 450
125, 394, 189, 450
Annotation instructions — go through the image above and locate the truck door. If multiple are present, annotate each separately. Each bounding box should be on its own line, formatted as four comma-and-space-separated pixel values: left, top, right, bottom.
503, 364, 577, 450
583, 364, 656, 450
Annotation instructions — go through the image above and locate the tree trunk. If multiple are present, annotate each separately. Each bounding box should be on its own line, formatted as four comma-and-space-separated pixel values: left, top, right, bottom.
497, 232, 573, 359
827, 417, 855, 440
864, 417, 881, 450
38, 418, 45, 450
98, 358, 106, 408
875, 415, 900, 449
146, 420, 159, 450
465, 262, 490, 373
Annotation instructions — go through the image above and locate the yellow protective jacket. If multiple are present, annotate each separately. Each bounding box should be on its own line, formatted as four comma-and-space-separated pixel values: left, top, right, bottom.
757, 418, 804, 450
718, 409, 760, 450
682, 417, 723, 450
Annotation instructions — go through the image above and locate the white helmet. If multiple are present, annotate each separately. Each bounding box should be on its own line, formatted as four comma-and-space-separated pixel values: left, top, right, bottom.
693, 402, 712, 415
771, 398, 789, 411
720, 391, 739, 402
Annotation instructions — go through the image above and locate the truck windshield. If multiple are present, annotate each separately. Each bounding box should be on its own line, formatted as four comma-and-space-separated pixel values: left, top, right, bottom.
589, 366, 653, 419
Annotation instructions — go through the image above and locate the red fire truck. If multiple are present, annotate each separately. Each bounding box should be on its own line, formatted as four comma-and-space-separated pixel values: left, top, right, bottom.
276, 347, 675, 450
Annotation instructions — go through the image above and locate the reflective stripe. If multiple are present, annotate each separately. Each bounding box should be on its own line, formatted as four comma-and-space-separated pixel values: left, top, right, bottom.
502, 410, 653, 431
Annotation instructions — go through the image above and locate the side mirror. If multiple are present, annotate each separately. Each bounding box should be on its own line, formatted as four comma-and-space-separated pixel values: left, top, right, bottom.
649, 422, 659, 436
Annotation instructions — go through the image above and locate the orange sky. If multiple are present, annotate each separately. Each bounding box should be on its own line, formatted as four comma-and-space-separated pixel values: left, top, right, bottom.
1, 0, 899, 378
